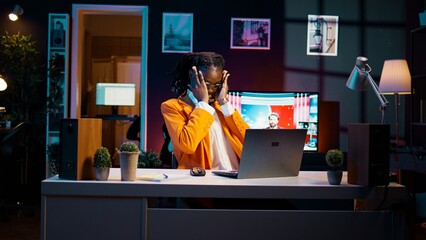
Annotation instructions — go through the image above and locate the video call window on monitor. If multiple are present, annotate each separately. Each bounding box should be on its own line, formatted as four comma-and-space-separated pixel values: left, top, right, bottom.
228, 91, 319, 152
96, 83, 136, 115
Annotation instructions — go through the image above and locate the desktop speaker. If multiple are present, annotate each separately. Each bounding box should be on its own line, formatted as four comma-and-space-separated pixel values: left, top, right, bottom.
347, 123, 390, 186
59, 118, 102, 180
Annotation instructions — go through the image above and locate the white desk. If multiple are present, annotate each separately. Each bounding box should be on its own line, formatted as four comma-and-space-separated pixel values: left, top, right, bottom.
41, 169, 407, 240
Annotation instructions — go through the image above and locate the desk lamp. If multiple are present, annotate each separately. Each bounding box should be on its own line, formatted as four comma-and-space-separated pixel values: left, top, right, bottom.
346, 57, 391, 187
346, 56, 389, 124
378, 59, 411, 146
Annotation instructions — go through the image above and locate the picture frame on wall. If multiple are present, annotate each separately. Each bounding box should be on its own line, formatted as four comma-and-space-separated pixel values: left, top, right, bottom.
230, 18, 270, 50
50, 17, 67, 48
306, 15, 339, 56
162, 13, 193, 53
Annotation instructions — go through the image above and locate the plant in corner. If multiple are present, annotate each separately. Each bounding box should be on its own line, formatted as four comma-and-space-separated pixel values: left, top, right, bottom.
93, 147, 111, 181
117, 141, 140, 181
325, 149, 344, 185
0, 31, 45, 123
0, 31, 46, 180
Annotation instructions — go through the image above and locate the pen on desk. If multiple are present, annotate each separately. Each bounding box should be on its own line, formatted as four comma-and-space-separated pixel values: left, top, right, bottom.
163, 173, 168, 179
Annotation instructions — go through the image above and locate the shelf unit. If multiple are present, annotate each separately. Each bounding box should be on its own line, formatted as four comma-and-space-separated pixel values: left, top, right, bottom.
46, 13, 69, 177
409, 27, 426, 147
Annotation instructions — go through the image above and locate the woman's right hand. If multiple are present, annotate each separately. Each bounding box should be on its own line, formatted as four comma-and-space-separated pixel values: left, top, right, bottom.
189, 66, 209, 103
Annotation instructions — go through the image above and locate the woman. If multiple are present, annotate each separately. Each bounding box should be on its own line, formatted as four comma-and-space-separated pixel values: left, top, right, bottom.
161, 52, 249, 170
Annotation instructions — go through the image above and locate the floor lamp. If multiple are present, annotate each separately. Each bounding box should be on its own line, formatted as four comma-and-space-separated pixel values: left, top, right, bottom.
378, 59, 412, 147
0, 75, 7, 91
0, 75, 7, 115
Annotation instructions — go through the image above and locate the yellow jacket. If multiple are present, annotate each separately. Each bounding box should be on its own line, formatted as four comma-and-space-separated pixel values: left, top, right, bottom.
161, 99, 249, 169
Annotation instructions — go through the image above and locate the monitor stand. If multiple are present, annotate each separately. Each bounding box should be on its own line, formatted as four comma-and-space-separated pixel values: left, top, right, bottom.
111, 106, 119, 116
94, 106, 136, 121
111, 106, 127, 117
110, 106, 127, 118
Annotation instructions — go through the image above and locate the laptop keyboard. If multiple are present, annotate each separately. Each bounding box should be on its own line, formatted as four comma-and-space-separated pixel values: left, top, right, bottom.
212, 171, 239, 178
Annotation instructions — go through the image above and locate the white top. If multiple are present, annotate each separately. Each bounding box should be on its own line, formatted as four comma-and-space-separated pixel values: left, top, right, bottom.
188, 91, 239, 170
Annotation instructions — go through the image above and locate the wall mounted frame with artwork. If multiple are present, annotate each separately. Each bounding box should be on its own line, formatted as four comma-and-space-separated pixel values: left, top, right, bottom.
162, 13, 193, 53
306, 15, 339, 56
230, 18, 271, 50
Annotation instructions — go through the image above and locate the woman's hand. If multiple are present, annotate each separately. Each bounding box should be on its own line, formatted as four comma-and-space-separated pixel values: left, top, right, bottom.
218, 70, 230, 105
189, 66, 209, 103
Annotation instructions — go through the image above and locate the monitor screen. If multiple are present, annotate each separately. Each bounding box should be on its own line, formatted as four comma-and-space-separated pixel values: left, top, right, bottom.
228, 91, 319, 152
95, 83, 136, 106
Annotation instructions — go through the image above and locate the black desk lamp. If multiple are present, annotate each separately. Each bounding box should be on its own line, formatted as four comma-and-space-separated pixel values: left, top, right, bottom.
346, 56, 389, 124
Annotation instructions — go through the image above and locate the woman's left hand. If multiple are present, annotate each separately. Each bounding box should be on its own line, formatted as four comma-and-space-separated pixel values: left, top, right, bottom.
218, 70, 230, 105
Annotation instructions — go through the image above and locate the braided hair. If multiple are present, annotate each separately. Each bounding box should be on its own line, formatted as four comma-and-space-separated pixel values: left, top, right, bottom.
170, 52, 225, 97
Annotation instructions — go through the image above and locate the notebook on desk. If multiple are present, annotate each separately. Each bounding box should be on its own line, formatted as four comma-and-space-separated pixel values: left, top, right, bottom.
212, 128, 307, 179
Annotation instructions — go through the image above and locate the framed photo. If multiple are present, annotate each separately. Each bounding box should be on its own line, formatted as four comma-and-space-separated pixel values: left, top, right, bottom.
306, 15, 339, 56
230, 18, 270, 50
50, 17, 67, 48
162, 13, 193, 53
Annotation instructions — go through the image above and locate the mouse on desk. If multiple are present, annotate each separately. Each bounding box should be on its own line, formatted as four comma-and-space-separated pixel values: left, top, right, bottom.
190, 167, 206, 176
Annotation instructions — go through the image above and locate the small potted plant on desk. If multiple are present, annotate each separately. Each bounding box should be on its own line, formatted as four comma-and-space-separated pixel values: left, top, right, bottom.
325, 149, 344, 185
117, 141, 140, 181
93, 146, 111, 181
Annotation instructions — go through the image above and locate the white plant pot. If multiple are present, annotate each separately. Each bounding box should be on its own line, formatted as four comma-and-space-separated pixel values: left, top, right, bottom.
94, 167, 110, 181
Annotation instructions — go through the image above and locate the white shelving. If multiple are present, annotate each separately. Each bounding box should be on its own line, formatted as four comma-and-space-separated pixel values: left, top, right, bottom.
46, 13, 69, 177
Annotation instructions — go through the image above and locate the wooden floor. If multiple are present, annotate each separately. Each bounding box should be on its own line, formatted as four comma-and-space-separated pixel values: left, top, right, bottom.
0, 202, 40, 240
1, 201, 426, 240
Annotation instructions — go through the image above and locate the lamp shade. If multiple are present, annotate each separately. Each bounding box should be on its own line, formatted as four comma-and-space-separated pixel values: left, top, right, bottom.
0, 75, 7, 91
379, 59, 411, 95
346, 56, 370, 91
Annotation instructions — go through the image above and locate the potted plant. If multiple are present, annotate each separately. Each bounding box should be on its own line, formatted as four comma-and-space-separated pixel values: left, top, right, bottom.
117, 141, 140, 181
0, 31, 44, 123
138, 150, 162, 168
0, 31, 45, 175
93, 146, 111, 181
325, 149, 344, 185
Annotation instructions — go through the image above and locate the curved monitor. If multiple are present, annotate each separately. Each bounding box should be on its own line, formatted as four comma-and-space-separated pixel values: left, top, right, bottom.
228, 91, 319, 152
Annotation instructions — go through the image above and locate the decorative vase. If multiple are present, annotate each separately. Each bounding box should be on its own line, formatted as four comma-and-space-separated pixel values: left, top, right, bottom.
94, 167, 110, 181
119, 151, 140, 181
327, 170, 343, 185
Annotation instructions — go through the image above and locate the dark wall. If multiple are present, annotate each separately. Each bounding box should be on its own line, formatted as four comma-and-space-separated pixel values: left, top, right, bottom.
145, 1, 285, 152
0, 0, 424, 156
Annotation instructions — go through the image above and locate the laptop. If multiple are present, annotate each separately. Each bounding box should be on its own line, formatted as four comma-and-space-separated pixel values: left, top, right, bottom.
212, 128, 307, 179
